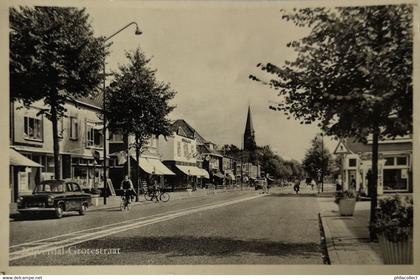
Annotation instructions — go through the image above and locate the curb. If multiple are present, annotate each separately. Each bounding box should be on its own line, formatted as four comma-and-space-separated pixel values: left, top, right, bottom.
319, 214, 339, 264
318, 213, 331, 264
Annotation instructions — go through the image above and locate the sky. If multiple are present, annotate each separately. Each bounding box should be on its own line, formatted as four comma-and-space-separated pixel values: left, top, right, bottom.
86, 2, 338, 161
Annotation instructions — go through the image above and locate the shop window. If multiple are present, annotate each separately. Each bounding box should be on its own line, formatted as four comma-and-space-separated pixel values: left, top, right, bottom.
384, 157, 395, 166
69, 117, 79, 140
348, 158, 357, 167
24, 116, 43, 141
396, 156, 407, 166
383, 169, 408, 191
46, 156, 55, 173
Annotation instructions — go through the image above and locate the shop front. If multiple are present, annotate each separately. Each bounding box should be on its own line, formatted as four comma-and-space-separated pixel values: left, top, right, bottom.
9, 148, 43, 203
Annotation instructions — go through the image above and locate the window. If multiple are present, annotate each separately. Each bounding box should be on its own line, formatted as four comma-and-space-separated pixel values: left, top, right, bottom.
69, 117, 79, 140
396, 156, 407, 166
111, 133, 123, 142
24, 116, 43, 140
348, 158, 357, 167
86, 122, 103, 148
383, 169, 408, 191
384, 157, 395, 166
57, 118, 64, 138
183, 143, 189, 157
177, 142, 181, 157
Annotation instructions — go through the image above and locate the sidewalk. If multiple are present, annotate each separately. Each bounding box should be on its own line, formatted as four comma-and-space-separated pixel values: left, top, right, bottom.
318, 198, 384, 264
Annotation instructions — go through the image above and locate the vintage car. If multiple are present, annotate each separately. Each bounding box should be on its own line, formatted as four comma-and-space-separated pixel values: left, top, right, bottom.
17, 180, 92, 219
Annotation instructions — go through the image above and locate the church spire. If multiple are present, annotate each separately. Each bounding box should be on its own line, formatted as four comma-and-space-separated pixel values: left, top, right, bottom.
244, 105, 256, 151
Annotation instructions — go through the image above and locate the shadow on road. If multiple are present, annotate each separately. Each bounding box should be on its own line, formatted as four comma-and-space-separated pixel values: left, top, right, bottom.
81, 235, 320, 259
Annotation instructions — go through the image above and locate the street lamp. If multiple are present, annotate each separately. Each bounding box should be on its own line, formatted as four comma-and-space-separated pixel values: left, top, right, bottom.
102, 22, 142, 205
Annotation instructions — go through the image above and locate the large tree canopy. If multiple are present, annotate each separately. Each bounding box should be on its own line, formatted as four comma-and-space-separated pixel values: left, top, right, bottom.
10, 6, 107, 179
10, 6, 106, 110
105, 48, 176, 144
251, 5, 412, 140
105, 48, 176, 196
250, 4, 413, 240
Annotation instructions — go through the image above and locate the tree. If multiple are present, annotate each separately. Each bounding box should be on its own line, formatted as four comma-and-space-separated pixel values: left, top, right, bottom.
250, 5, 412, 240
302, 136, 332, 181
10, 6, 106, 179
105, 48, 176, 200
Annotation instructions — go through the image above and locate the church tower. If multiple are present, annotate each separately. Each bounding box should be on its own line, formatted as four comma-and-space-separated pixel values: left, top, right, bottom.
243, 105, 256, 151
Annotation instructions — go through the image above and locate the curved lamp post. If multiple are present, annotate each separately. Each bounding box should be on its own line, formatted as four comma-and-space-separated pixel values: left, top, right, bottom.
103, 22, 142, 205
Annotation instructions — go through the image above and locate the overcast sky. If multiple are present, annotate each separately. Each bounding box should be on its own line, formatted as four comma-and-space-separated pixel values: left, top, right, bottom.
86, 2, 337, 161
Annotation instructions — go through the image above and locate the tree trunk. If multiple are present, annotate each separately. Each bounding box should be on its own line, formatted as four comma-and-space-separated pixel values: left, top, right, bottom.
135, 136, 141, 202
369, 125, 380, 241
51, 105, 61, 180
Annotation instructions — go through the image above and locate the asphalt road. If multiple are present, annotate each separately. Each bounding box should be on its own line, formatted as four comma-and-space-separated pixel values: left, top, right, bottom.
10, 189, 323, 265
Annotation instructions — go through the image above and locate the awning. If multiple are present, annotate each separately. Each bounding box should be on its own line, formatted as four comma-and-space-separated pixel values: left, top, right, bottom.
196, 167, 210, 179
175, 165, 203, 177
213, 172, 224, 179
10, 148, 43, 167
147, 158, 175, 175
225, 171, 235, 180
138, 157, 154, 174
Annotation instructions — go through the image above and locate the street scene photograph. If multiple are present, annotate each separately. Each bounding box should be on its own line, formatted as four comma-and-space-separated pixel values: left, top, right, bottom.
5, 0, 416, 270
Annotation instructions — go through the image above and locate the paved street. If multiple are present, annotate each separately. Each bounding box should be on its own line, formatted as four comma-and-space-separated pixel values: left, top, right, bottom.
10, 188, 323, 265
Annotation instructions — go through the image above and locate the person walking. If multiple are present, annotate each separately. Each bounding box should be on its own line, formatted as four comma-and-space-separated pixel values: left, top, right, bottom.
293, 179, 300, 195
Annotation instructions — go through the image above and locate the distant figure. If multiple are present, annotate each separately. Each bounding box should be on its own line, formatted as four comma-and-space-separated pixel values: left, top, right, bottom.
293, 179, 301, 195
350, 177, 356, 190
335, 177, 343, 192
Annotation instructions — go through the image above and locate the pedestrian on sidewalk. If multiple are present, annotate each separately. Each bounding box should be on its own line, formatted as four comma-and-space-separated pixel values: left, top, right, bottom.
293, 179, 300, 195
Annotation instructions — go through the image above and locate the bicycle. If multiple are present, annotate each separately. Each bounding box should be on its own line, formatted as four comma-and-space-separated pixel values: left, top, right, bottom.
143, 187, 170, 202
120, 190, 131, 211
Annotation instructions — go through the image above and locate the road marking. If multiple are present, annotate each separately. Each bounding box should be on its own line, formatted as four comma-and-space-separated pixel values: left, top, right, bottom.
10, 193, 252, 250
10, 194, 266, 261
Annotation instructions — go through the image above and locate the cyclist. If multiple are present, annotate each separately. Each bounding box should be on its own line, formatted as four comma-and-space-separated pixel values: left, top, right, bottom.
120, 175, 134, 209
150, 180, 160, 203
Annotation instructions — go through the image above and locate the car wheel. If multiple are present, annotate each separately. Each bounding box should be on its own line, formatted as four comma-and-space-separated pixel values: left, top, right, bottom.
79, 204, 87, 216
55, 204, 64, 219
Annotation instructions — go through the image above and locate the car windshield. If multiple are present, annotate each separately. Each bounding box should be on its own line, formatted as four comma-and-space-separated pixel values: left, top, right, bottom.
34, 182, 65, 193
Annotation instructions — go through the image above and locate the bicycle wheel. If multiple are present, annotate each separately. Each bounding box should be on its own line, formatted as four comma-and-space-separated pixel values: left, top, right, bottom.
120, 199, 125, 211
144, 192, 152, 201
160, 192, 170, 202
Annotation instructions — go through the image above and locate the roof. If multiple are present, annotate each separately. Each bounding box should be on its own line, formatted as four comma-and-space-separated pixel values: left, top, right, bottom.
244, 105, 254, 135
75, 92, 103, 109
345, 137, 413, 154
197, 143, 222, 157
172, 119, 207, 143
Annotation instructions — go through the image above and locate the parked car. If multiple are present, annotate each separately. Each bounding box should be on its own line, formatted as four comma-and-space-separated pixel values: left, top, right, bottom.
17, 180, 92, 219
254, 177, 268, 190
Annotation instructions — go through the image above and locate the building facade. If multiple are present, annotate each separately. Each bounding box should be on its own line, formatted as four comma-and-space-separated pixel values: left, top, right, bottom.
108, 133, 174, 192
9, 94, 108, 202
335, 136, 413, 194
158, 120, 209, 190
